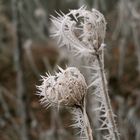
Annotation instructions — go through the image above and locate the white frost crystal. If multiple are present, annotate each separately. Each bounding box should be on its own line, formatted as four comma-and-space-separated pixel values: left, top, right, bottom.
37, 67, 87, 107
51, 6, 106, 56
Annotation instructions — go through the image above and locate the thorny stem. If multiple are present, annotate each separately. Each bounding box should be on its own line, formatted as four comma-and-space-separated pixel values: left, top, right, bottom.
96, 53, 120, 140
81, 97, 93, 140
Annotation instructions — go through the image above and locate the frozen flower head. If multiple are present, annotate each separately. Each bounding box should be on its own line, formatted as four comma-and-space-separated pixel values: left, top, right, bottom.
82, 9, 106, 49
51, 6, 106, 56
37, 67, 87, 108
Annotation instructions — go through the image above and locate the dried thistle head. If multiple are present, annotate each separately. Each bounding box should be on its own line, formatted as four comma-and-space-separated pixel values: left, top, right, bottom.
82, 9, 106, 49
37, 67, 87, 108
51, 6, 106, 56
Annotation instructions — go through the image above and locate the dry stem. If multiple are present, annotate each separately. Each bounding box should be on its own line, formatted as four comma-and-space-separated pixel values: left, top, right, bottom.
96, 53, 120, 140
81, 97, 93, 140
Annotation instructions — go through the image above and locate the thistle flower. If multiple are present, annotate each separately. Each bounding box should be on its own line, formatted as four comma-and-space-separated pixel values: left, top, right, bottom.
37, 67, 87, 108
51, 6, 106, 57
51, 6, 120, 140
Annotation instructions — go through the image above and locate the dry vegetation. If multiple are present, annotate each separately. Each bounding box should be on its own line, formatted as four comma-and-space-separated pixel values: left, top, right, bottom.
0, 0, 140, 140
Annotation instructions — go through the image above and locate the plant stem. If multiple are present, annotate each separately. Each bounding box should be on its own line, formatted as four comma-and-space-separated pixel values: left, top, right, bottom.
13, 0, 30, 140
82, 97, 93, 140
96, 53, 120, 140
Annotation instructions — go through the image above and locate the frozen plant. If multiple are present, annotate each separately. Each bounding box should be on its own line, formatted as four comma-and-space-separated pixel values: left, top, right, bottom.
51, 6, 120, 140
37, 67, 93, 140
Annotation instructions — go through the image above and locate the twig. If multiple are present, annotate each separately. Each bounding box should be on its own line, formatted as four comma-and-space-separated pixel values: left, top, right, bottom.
12, 0, 30, 140
82, 97, 93, 140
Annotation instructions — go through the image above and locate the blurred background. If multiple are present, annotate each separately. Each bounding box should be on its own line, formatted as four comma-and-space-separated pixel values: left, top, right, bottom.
0, 0, 140, 140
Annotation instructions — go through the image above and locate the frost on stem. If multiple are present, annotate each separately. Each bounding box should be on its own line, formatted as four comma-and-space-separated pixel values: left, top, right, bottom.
71, 108, 86, 136
37, 67, 87, 108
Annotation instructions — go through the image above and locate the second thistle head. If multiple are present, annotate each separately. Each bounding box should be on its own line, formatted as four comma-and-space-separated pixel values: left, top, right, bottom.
51, 6, 106, 55
37, 67, 87, 108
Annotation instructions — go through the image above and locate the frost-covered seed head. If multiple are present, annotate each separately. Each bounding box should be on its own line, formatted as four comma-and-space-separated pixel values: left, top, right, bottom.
37, 67, 87, 107
82, 9, 106, 49
51, 6, 106, 56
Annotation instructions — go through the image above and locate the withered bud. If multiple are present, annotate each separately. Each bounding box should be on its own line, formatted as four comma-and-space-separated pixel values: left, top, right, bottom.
37, 67, 87, 108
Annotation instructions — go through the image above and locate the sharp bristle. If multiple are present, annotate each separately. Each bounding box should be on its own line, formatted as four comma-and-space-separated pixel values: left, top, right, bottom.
57, 65, 64, 72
